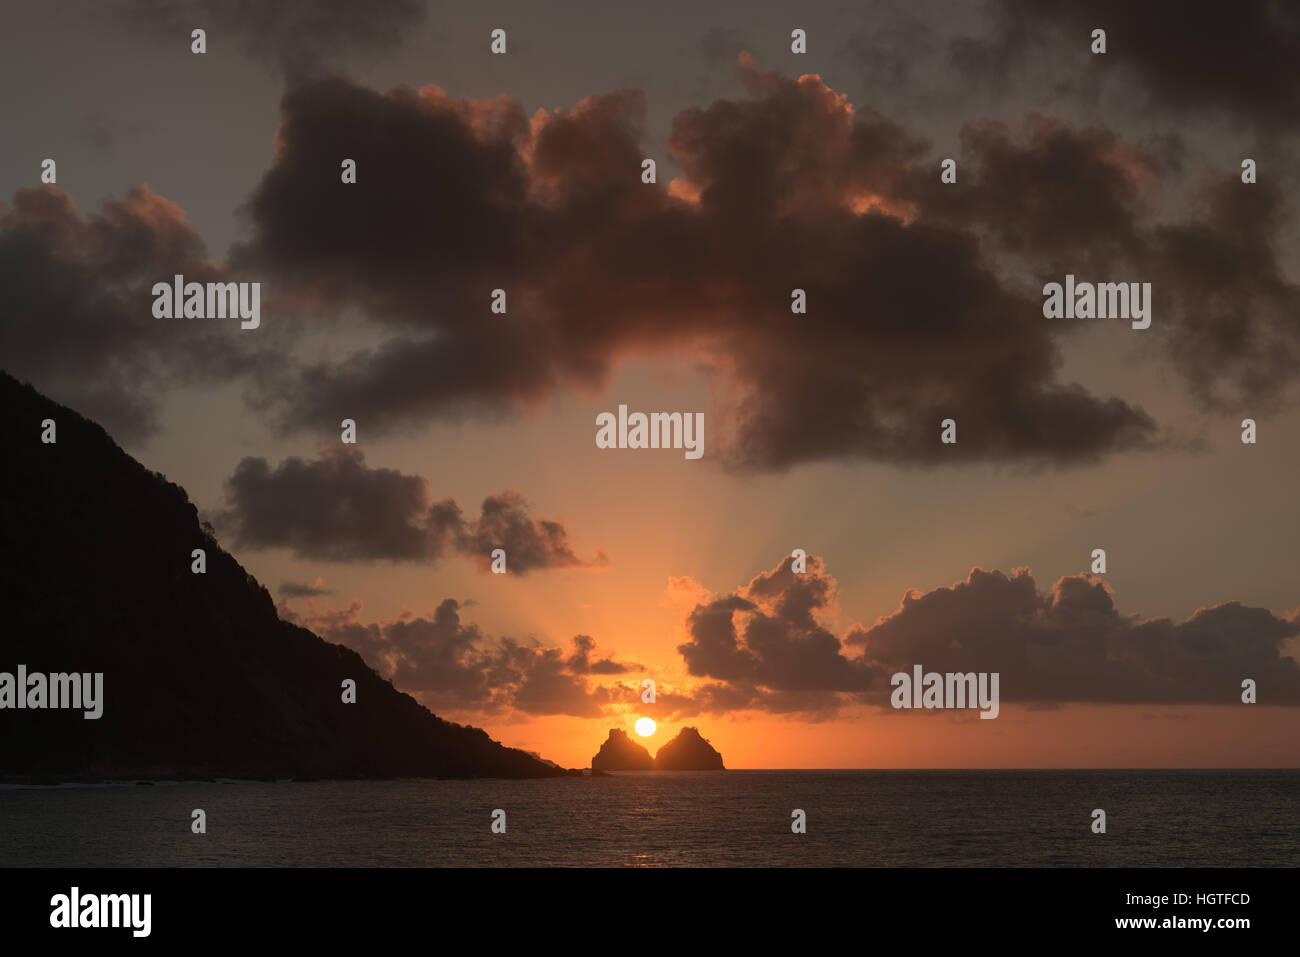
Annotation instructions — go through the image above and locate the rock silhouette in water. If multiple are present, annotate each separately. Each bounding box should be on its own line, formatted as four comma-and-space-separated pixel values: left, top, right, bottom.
654, 727, 725, 770
590, 729, 654, 770
0, 371, 564, 783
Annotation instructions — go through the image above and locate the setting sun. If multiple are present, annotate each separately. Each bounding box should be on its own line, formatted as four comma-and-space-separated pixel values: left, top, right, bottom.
634, 717, 656, 737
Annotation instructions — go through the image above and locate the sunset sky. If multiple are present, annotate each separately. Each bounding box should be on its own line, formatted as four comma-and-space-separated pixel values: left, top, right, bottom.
3, 0, 1299, 768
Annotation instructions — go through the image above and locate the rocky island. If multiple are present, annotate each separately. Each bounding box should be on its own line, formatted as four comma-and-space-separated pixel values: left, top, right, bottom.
588, 726, 727, 771
590, 728, 654, 770
654, 727, 726, 770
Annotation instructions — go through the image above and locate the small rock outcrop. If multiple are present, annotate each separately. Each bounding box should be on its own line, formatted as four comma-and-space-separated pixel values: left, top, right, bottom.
654, 727, 725, 770
590, 729, 654, 771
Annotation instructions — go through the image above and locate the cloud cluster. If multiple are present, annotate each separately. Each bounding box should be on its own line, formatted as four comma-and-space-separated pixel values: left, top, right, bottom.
232, 65, 1171, 472
280, 555, 1300, 722
667, 557, 876, 715
676, 555, 882, 714
666, 557, 1300, 715
904, 115, 1300, 413
12, 47, 1298, 468
214, 446, 607, 572
566, 634, 641, 675
282, 596, 638, 717
854, 567, 1300, 705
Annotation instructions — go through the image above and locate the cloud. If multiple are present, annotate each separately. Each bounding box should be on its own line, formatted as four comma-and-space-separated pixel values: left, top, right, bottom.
907, 114, 1159, 269
213, 446, 606, 572
278, 577, 333, 597
215, 447, 433, 560
595, 679, 749, 722
428, 490, 610, 574
114, 0, 426, 75
15, 55, 1297, 469
234, 66, 1164, 472
282, 597, 637, 717
674, 555, 885, 714
501, 641, 610, 718
951, 0, 1300, 127
1139, 176, 1300, 412
853, 567, 1300, 705
662, 557, 1300, 714
284, 557, 1300, 722
904, 115, 1300, 413
566, 634, 640, 674
0, 185, 273, 444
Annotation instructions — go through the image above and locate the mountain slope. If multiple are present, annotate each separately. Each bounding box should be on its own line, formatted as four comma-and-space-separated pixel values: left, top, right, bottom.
0, 371, 563, 782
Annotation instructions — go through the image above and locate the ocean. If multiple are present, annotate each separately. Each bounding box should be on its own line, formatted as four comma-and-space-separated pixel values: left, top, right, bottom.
1, 770, 1295, 867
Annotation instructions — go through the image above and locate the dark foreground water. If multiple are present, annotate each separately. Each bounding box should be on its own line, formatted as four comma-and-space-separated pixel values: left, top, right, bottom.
1, 770, 1295, 867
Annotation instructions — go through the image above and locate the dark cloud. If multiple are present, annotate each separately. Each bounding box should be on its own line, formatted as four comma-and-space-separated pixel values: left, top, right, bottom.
285, 557, 1300, 721
282, 597, 636, 717
214, 446, 606, 572
235, 64, 1166, 472
566, 634, 640, 675
853, 567, 1300, 705
903, 116, 1300, 413
278, 578, 332, 597
907, 114, 1158, 269
1141, 177, 1300, 412
952, 1, 1300, 127
284, 597, 497, 711
114, 0, 425, 75
16, 54, 1295, 470
502, 641, 609, 718
428, 490, 610, 575
216, 447, 432, 560
664, 557, 1300, 714
675, 555, 885, 714
0, 185, 272, 444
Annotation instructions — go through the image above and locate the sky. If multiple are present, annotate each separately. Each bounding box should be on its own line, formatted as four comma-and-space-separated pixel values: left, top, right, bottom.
2, 0, 1299, 768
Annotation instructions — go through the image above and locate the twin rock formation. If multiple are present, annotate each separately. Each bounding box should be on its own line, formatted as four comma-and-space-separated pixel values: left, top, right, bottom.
592, 727, 725, 771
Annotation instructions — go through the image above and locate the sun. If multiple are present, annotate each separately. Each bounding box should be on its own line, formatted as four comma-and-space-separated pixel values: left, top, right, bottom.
634, 717, 656, 737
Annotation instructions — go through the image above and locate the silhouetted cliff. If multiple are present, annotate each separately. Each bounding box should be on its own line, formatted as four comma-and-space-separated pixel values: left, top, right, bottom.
591, 729, 654, 771
0, 372, 563, 782
655, 727, 725, 770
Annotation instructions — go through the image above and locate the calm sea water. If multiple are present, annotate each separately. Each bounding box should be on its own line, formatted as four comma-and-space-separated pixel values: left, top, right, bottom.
1, 770, 1295, 867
